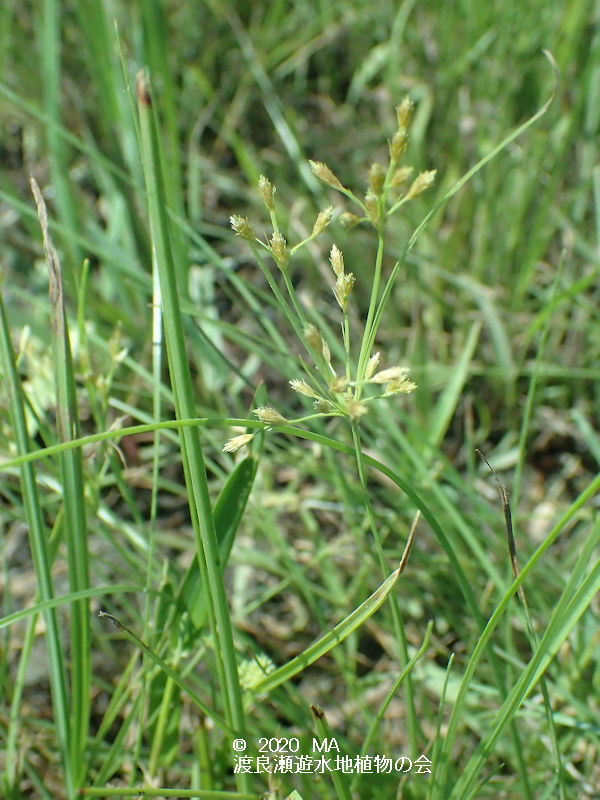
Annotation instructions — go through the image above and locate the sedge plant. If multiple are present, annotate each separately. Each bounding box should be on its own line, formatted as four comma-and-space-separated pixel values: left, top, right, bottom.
4, 32, 597, 800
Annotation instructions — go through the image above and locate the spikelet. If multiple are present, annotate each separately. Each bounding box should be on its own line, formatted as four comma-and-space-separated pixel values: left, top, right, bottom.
289, 379, 320, 399
230, 215, 255, 239
258, 175, 276, 210
269, 232, 289, 270
309, 160, 346, 192
223, 433, 255, 453
329, 244, 344, 277
405, 170, 437, 200
253, 406, 287, 425
311, 207, 333, 237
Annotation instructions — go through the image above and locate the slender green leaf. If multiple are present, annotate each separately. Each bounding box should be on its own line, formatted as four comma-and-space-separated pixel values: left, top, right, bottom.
179, 455, 259, 629
31, 176, 91, 786
253, 567, 401, 694
0, 291, 73, 798
135, 70, 249, 791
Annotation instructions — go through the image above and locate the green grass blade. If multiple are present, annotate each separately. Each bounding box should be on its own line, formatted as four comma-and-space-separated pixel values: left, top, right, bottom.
426, 320, 481, 450
426, 653, 455, 800
3, 607, 37, 794
0, 414, 502, 623
311, 706, 352, 800
72, 0, 135, 166
206, 0, 322, 199
179, 455, 259, 629
0, 585, 140, 632
432, 494, 600, 798
135, 70, 249, 788
352, 619, 434, 796
97, 611, 233, 735
30, 177, 91, 787
252, 566, 401, 694
0, 291, 74, 798
449, 517, 600, 799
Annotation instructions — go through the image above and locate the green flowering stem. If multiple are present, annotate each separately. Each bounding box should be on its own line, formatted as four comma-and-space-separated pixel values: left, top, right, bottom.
343, 187, 367, 213
267, 207, 279, 235
386, 196, 410, 216
280, 269, 309, 330
341, 304, 352, 382
350, 422, 386, 565
245, 234, 312, 358
246, 238, 304, 337
382, 159, 399, 203
355, 228, 386, 397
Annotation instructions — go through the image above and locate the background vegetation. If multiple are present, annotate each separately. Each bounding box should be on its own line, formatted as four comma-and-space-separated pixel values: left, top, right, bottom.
1, 1, 599, 798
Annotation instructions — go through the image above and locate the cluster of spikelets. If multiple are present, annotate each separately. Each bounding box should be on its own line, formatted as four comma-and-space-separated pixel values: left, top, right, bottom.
225, 98, 435, 454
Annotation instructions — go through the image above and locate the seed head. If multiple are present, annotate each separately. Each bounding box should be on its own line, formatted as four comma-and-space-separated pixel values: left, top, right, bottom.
258, 175, 276, 210
223, 433, 255, 453
309, 160, 346, 192
329, 244, 344, 278
345, 399, 368, 420
330, 375, 348, 393
289, 378, 319, 399
269, 232, 289, 270
334, 272, 356, 311
389, 130, 409, 162
253, 406, 287, 425
230, 215, 255, 240
365, 352, 381, 380
384, 376, 417, 395
304, 323, 322, 350
303, 325, 332, 370
390, 165, 414, 188
365, 190, 380, 227
368, 163, 385, 196
313, 398, 333, 413
311, 206, 333, 237
405, 170, 437, 200
339, 211, 362, 229
396, 96, 414, 134
322, 338, 332, 368
370, 366, 410, 384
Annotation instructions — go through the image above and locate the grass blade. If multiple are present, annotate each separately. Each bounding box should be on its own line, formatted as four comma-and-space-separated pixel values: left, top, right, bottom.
0, 291, 73, 798
97, 611, 232, 735
179, 455, 259, 629
135, 69, 249, 789
450, 517, 600, 799
30, 177, 91, 787
253, 566, 402, 694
